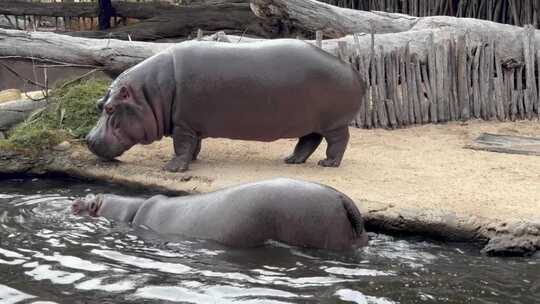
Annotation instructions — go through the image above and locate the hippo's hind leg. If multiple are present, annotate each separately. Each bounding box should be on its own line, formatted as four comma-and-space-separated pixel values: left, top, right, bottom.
284, 133, 323, 164
192, 138, 202, 161
318, 126, 350, 167
164, 126, 199, 172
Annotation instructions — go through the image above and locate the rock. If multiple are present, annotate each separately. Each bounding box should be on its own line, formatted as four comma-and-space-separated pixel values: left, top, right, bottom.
53, 141, 71, 151
0, 89, 21, 104
0, 99, 48, 130
70, 151, 81, 159
482, 234, 540, 256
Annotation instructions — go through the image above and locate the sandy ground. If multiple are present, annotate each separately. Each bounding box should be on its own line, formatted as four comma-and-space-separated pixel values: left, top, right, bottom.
81, 119, 540, 225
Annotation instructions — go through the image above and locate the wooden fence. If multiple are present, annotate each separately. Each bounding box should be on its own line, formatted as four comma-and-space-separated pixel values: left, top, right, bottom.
323, 0, 540, 28
0, 0, 141, 31
322, 26, 540, 128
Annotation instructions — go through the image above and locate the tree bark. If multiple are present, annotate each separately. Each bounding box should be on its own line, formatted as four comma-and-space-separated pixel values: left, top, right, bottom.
1, 13, 537, 77
73, 2, 276, 40
249, 0, 419, 37
249, 0, 540, 63
0, 98, 47, 131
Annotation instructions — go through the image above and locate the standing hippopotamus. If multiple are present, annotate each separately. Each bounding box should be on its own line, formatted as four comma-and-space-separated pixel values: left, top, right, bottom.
72, 178, 369, 251
86, 39, 365, 172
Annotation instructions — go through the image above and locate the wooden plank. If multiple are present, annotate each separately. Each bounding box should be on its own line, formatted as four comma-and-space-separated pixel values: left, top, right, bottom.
448, 37, 458, 121
494, 42, 506, 120
436, 42, 448, 122
384, 51, 398, 128
316, 30, 323, 48
352, 34, 366, 128
516, 66, 524, 119
479, 40, 489, 120
405, 43, 417, 124
466, 133, 540, 156
537, 49, 540, 117
399, 46, 410, 126
420, 62, 433, 122
471, 43, 482, 119
523, 26, 536, 120
427, 33, 438, 123
414, 55, 428, 123
456, 33, 469, 120
390, 50, 402, 127
487, 39, 497, 119
364, 55, 373, 129
376, 45, 389, 127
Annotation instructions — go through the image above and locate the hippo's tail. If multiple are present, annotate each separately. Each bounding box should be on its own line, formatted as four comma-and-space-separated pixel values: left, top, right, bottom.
340, 194, 367, 243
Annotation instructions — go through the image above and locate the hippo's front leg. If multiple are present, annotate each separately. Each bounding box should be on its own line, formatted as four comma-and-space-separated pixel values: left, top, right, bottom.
164, 125, 199, 172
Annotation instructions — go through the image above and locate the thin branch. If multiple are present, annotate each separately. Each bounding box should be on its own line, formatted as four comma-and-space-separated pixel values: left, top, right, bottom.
0, 62, 46, 89
58, 68, 101, 90
0, 56, 100, 69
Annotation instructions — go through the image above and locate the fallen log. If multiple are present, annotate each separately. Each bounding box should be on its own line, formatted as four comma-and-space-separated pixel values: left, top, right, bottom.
249, 0, 540, 62
249, 0, 419, 37
73, 2, 277, 40
0, 0, 276, 40
1, 6, 538, 75
0, 98, 47, 131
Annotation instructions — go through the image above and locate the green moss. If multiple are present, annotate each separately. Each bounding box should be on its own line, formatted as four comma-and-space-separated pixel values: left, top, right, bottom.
3, 78, 111, 150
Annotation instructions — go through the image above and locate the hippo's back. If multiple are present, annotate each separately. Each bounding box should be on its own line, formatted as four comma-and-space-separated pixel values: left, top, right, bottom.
169, 40, 365, 141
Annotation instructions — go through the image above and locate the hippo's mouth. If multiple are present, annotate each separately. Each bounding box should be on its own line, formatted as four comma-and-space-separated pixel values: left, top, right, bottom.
110, 127, 133, 150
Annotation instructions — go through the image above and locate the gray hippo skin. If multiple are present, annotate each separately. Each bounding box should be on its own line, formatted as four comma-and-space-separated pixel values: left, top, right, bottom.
72, 178, 369, 251
86, 39, 366, 172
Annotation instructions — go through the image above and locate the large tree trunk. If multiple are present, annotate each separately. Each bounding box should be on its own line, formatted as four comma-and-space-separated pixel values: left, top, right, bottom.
0, 8, 537, 74
249, 0, 540, 62
249, 0, 418, 37
74, 2, 276, 40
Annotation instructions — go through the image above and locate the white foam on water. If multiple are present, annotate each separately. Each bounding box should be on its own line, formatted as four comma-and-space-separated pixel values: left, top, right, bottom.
91, 249, 191, 274
0, 284, 35, 304
323, 266, 396, 277
134, 284, 298, 304
24, 265, 85, 285
335, 289, 397, 304
32, 252, 109, 272
75, 276, 138, 292
0, 248, 27, 259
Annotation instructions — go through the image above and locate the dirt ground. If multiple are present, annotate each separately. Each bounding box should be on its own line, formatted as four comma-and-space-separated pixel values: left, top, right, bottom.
67, 120, 540, 226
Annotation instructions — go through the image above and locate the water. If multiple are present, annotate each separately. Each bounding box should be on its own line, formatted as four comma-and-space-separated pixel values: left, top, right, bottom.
0, 177, 538, 304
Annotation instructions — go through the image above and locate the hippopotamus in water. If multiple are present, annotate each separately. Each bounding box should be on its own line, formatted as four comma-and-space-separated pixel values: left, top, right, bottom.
86, 39, 365, 172
72, 178, 369, 251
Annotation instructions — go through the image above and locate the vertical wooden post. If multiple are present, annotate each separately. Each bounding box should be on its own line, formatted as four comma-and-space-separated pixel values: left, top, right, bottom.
337, 41, 347, 61
315, 30, 322, 48
427, 33, 438, 123
456, 34, 469, 120
523, 25, 536, 119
